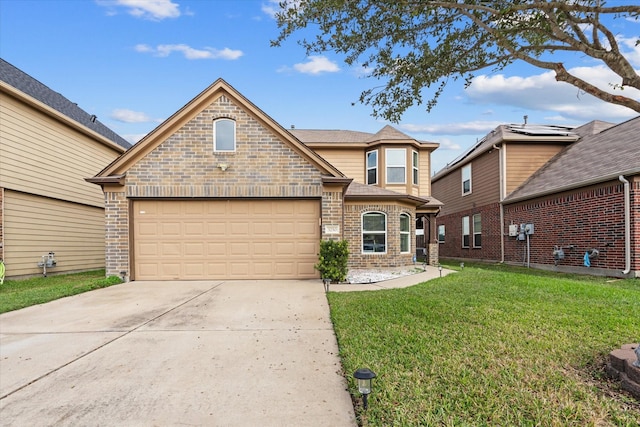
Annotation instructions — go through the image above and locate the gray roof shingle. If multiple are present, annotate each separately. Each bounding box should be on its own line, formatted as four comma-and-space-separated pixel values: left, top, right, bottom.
0, 58, 131, 149
505, 116, 640, 202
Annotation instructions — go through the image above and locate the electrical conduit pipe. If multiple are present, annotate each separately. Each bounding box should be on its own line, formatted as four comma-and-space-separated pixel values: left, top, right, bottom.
619, 175, 631, 275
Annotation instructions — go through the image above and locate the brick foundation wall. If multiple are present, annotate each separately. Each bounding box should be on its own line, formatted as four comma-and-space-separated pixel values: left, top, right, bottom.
436, 202, 502, 261
503, 180, 633, 273
344, 202, 415, 269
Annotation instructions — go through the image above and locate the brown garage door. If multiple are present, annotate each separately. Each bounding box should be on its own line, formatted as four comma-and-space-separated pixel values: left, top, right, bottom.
133, 199, 320, 280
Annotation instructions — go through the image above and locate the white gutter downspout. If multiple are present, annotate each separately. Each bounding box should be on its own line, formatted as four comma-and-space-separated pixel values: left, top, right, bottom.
494, 144, 505, 263
618, 175, 631, 275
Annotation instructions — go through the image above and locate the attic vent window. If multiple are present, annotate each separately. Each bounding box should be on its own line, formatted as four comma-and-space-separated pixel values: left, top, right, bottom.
214, 118, 236, 152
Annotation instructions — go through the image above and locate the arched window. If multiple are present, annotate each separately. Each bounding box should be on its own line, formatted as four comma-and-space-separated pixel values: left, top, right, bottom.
400, 213, 410, 253
362, 212, 386, 253
213, 118, 236, 152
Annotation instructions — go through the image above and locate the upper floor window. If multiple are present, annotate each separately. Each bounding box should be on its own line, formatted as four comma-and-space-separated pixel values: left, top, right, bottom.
386, 148, 406, 184
473, 214, 482, 248
462, 216, 470, 248
462, 164, 472, 195
366, 150, 378, 185
400, 213, 411, 253
438, 224, 445, 243
362, 212, 386, 253
412, 151, 419, 185
214, 118, 236, 152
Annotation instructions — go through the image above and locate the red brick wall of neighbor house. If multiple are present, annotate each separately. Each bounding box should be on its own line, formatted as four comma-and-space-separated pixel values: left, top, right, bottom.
436, 202, 502, 261
503, 180, 632, 271
633, 179, 640, 273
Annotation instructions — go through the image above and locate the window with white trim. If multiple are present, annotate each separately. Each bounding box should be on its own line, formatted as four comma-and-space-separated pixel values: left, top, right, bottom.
366, 150, 378, 185
462, 216, 470, 248
438, 225, 445, 243
213, 118, 236, 152
462, 164, 472, 195
412, 151, 419, 185
386, 148, 406, 184
362, 212, 386, 253
400, 213, 410, 253
473, 214, 482, 248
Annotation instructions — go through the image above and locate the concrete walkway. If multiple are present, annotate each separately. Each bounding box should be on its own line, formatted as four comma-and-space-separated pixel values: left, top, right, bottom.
0, 269, 451, 426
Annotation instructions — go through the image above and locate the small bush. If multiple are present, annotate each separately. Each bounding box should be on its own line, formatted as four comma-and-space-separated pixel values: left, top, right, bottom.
315, 239, 349, 283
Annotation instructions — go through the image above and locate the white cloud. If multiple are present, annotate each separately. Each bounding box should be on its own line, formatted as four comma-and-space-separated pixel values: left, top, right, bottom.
466, 65, 640, 122
433, 137, 462, 151
400, 121, 503, 136
292, 56, 340, 75
617, 36, 640, 67
135, 44, 243, 60
110, 109, 153, 123
97, 0, 181, 20
123, 133, 150, 144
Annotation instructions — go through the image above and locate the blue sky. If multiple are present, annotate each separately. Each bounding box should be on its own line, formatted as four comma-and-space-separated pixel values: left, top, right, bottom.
1, 0, 638, 173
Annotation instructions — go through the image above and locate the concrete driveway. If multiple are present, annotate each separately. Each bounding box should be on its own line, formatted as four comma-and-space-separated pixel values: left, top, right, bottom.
0, 280, 357, 426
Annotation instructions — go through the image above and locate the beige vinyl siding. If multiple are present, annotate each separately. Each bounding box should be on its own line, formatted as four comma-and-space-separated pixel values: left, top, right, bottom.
0, 93, 120, 208
505, 143, 564, 195
432, 151, 500, 216
311, 148, 365, 183
3, 190, 105, 277
418, 150, 431, 197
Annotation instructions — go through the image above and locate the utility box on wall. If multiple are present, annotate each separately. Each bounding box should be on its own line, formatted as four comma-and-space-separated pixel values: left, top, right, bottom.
508, 224, 518, 237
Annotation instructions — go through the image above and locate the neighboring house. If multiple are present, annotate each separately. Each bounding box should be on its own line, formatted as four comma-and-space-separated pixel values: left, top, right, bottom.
431, 122, 582, 262
0, 58, 131, 278
88, 79, 442, 281
432, 117, 639, 278
502, 117, 639, 278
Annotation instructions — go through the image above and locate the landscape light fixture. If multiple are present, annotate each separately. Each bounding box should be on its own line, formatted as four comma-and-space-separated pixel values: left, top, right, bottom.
353, 368, 376, 410
460, 262, 464, 270
438, 264, 443, 277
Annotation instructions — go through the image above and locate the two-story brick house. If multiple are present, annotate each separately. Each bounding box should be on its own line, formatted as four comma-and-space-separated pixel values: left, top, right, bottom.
89, 79, 442, 281
431, 122, 580, 263
432, 117, 638, 278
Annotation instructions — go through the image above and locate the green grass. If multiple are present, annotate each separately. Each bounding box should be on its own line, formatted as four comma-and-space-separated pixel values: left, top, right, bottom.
0, 270, 122, 314
329, 262, 640, 426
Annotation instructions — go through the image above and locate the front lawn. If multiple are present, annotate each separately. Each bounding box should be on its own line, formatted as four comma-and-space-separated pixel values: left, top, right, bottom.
329, 263, 640, 426
0, 270, 122, 314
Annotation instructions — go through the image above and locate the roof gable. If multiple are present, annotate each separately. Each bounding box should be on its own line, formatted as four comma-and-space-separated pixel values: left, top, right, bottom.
0, 58, 130, 150
432, 123, 579, 182
505, 116, 640, 202
96, 79, 342, 178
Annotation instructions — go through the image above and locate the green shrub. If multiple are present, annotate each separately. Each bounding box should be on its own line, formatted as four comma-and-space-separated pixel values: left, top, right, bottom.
315, 239, 349, 283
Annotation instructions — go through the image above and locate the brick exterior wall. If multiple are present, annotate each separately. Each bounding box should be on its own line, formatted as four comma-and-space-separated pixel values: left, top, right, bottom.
503, 179, 638, 276
436, 202, 502, 261
126, 95, 323, 199
344, 201, 415, 268
104, 190, 129, 279
321, 188, 344, 241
